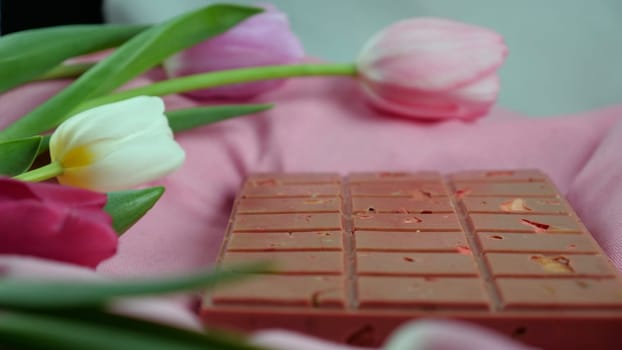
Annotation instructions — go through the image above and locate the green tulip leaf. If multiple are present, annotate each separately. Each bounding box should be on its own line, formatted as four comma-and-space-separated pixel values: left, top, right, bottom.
32, 104, 271, 158
37, 135, 51, 156
0, 136, 42, 176
105, 187, 164, 234
167, 104, 273, 132
0, 310, 266, 350
0, 262, 270, 309
0, 25, 146, 94
0, 4, 262, 141
39, 62, 97, 81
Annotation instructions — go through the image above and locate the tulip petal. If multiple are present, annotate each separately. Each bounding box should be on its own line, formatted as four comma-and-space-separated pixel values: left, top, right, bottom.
451, 74, 500, 103
358, 18, 507, 92
50, 96, 166, 162
0, 177, 38, 200
164, 4, 304, 99
362, 74, 499, 120
58, 119, 184, 192
50, 96, 185, 191
23, 178, 108, 209
168, 10, 303, 72
1, 178, 111, 225
0, 201, 117, 268
357, 17, 507, 120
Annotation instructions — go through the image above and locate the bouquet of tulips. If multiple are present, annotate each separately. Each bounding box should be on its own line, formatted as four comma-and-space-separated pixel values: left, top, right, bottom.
0, 3, 507, 349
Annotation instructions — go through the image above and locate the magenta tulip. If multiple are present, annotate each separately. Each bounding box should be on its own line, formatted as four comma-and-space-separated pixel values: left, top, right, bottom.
0, 178, 117, 268
357, 18, 508, 121
164, 4, 304, 99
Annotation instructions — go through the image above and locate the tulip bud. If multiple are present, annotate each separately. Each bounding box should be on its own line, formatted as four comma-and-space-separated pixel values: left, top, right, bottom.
164, 4, 304, 99
0, 178, 116, 268
357, 18, 508, 121
50, 96, 185, 192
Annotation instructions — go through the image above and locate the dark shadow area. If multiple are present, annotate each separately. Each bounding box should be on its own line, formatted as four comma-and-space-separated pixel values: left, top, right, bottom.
1, 0, 103, 35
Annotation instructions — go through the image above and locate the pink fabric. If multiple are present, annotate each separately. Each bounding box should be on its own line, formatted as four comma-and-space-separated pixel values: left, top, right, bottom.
1, 73, 621, 349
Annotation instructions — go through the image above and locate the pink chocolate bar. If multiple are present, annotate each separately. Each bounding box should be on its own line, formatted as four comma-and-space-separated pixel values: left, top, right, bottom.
201, 170, 622, 349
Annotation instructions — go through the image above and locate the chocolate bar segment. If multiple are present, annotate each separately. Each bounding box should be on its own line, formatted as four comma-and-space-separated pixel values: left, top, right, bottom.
349, 182, 446, 198
231, 213, 342, 232
353, 213, 461, 232
242, 183, 342, 198
356, 252, 479, 276
351, 197, 453, 214
246, 173, 341, 185
227, 231, 343, 251
237, 197, 341, 214
484, 253, 617, 278
461, 197, 568, 214
355, 231, 467, 252
212, 173, 349, 314
497, 278, 622, 309
476, 232, 599, 253
349, 171, 442, 183
210, 275, 346, 307
469, 213, 584, 233
220, 251, 344, 275
357, 276, 489, 309
453, 182, 558, 197
448, 169, 546, 182
202, 170, 622, 350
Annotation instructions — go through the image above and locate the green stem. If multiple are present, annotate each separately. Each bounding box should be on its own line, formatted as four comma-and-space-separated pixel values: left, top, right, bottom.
77, 63, 357, 112
14, 161, 63, 182
39, 62, 96, 80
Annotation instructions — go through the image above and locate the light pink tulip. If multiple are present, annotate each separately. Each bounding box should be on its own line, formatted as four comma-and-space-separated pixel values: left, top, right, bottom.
357, 18, 508, 121
164, 4, 304, 99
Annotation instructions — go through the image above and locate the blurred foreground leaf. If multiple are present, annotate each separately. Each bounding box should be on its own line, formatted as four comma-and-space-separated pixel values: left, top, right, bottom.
0, 309, 266, 350
0, 263, 270, 309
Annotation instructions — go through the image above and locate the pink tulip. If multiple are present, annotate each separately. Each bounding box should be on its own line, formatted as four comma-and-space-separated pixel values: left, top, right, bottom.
357, 18, 508, 121
0, 178, 117, 268
164, 4, 305, 99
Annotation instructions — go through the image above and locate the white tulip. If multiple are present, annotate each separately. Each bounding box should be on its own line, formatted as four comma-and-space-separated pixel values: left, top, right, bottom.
50, 96, 185, 192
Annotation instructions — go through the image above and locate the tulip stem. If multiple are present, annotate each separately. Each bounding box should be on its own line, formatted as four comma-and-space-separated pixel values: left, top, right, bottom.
14, 161, 63, 182
39, 62, 97, 80
77, 63, 358, 112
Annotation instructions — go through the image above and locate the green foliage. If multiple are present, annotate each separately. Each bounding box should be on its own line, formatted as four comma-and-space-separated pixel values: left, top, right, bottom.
0, 303, 266, 350
105, 187, 165, 234
0, 4, 262, 141
0, 263, 269, 310
0, 4, 275, 349
0, 25, 146, 94
167, 104, 273, 132
0, 136, 42, 176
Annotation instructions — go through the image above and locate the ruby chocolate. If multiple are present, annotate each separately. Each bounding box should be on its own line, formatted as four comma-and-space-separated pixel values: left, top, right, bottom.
202, 170, 622, 350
